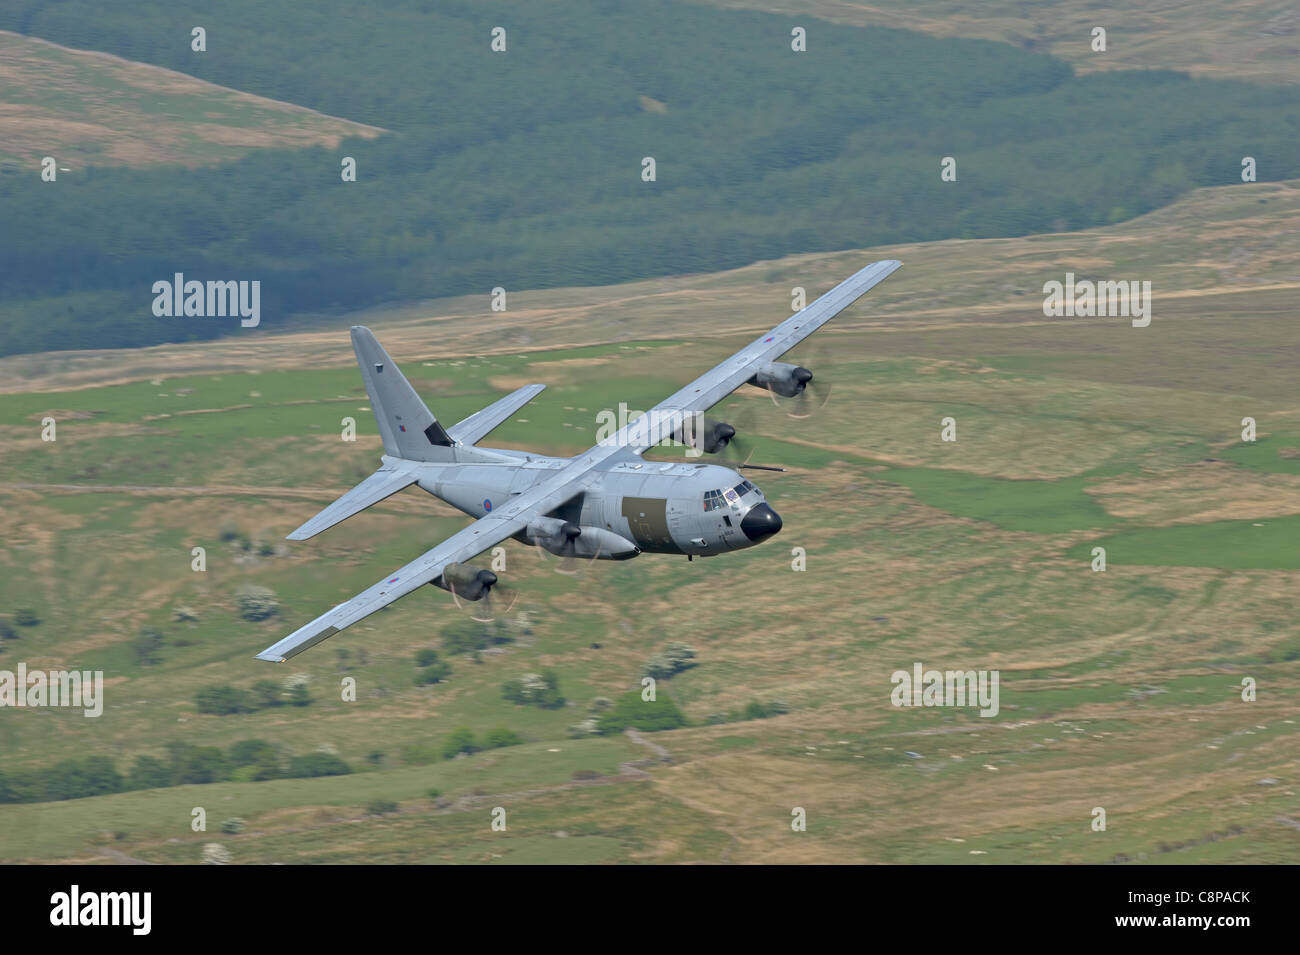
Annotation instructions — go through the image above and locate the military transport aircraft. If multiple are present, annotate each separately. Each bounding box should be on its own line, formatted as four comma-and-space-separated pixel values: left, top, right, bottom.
256, 259, 901, 662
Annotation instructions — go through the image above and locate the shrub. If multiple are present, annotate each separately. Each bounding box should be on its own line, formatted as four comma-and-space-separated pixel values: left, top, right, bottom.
220, 817, 246, 834
442, 619, 512, 655
415, 659, 452, 685
251, 679, 284, 709
201, 843, 233, 865
415, 648, 440, 667
135, 629, 165, 666
441, 728, 480, 759
171, 746, 232, 785
228, 739, 276, 767
195, 684, 253, 715
483, 728, 522, 749
501, 670, 565, 709
13, 609, 39, 627
286, 752, 352, 778
743, 701, 770, 721
596, 692, 688, 735
235, 585, 279, 622
644, 642, 697, 680
366, 798, 399, 815
127, 755, 174, 790
44, 756, 124, 801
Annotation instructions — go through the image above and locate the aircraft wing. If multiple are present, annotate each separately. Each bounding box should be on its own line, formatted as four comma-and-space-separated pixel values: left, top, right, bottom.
285, 463, 418, 541
447, 383, 545, 446
256, 454, 602, 661
615, 259, 901, 451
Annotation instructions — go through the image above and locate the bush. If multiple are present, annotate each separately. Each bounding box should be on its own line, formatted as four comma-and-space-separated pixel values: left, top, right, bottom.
171, 746, 232, 785
286, 752, 352, 778
251, 679, 284, 709
441, 728, 480, 759
415, 648, 440, 667
596, 692, 688, 735
366, 798, 399, 815
13, 608, 39, 627
43, 756, 124, 801
135, 629, 164, 666
127, 755, 174, 790
501, 670, 565, 709
442, 619, 513, 655
228, 739, 276, 767
483, 728, 522, 749
195, 684, 254, 715
220, 817, 246, 835
743, 701, 770, 721
415, 659, 452, 685
287, 683, 312, 707
0, 617, 18, 640
568, 718, 600, 738
644, 642, 697, 680
235, 585, 279, 622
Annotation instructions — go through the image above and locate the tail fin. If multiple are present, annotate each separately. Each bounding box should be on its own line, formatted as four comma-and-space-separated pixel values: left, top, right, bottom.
351, 326, 453, 462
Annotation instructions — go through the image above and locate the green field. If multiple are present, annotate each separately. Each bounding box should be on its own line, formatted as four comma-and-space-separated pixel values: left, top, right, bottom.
2, 177, 1299, 863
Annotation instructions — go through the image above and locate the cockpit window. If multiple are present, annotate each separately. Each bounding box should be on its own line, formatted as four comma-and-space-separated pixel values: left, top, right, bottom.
705, 482, 756, 511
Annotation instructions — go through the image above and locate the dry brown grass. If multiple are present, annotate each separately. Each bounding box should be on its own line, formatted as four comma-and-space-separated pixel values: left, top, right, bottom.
0, 31, 382, 168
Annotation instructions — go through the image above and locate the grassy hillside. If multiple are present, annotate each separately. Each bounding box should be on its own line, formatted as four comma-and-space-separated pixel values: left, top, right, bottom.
704, 0, 1300, 86
1, 180, 1297, 863
0, 31, 382, 169
3, 0, 1299, 356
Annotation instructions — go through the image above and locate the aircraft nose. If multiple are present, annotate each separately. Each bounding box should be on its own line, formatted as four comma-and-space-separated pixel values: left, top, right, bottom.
740, 502, 782, 542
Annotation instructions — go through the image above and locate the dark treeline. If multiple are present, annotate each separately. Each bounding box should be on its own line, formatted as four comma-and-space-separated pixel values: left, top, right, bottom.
0, 739, 351, 804
2, 0, 1297, 355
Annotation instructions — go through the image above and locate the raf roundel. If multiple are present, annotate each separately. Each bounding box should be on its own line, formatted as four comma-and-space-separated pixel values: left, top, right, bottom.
483, 498, 492, 512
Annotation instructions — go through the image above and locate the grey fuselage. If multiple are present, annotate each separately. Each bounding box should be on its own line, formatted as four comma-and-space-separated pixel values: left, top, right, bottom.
391, 447, 782, 559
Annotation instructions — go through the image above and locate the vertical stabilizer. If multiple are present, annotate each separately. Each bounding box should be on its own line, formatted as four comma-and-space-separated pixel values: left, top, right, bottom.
351, 326, 453, 461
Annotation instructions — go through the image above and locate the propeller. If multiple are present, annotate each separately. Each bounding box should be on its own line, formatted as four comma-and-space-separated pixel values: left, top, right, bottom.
674, 408, 757, 464
766, 363, 830, 419
533, 521, 602, 576
441, 563, 519, 623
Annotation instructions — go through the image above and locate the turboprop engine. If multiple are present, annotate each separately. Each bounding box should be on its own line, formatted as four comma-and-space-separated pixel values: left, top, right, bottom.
431, 562, 498, 601
747, 361, 813, 398
524, 517, 640, 560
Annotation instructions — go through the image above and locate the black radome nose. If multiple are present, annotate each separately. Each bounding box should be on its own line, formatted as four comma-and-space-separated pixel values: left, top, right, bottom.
740, 503, 782, 542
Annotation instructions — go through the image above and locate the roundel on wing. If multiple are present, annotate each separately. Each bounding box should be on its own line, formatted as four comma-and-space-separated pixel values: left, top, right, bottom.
483, 498, 492, 512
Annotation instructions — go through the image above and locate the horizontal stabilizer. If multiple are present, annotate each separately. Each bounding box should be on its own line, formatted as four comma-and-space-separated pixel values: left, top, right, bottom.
448, 383, 545, 446
286, 465, 416, 541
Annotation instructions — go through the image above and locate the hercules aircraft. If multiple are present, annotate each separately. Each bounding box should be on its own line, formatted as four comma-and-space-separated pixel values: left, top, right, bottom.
255, 259, 901, 661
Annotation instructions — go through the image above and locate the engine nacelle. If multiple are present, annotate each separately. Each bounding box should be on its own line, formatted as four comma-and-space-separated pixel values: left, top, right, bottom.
747, 361, 813, 398
525, 519, 640, 560
431, 562, 496, 601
